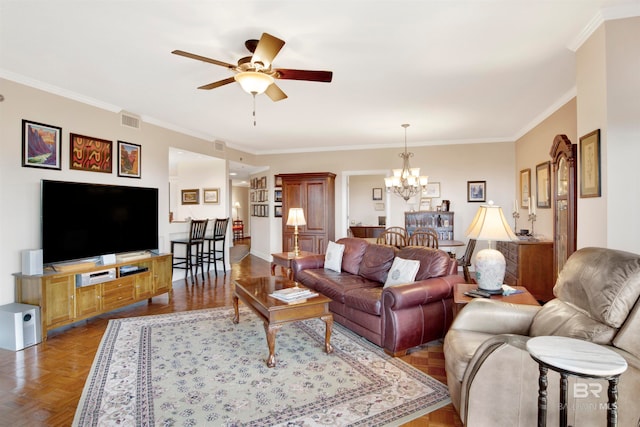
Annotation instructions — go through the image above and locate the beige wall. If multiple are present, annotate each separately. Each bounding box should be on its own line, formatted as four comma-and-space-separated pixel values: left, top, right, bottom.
577, 17, 640, 253
0, 78, 230, 303
515, 98, 577, 241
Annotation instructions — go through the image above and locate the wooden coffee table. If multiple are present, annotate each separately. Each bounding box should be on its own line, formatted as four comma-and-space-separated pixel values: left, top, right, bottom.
453, 283, 540, 317
232, 276, 333, 368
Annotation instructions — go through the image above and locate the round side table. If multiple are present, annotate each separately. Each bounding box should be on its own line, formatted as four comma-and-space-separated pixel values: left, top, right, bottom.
526, 336, 628, 427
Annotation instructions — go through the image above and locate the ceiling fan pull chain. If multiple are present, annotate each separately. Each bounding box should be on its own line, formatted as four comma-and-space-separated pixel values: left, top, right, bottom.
253, 92, 257, 126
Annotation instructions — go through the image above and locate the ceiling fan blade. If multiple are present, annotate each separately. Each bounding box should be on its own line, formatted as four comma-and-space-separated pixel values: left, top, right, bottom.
198, 77, 236, 90
172, 50, 236, 69
275, 69, 333, 82
265, 83, 288, 102
251, 33, 285, 67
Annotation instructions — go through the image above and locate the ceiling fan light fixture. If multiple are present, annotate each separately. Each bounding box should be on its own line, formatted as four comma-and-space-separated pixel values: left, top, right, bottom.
234, 71, 274, 95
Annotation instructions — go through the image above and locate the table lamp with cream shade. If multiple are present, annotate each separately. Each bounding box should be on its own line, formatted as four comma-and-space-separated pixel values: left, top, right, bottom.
465, 201, 519, 294
286, 208, 306, 256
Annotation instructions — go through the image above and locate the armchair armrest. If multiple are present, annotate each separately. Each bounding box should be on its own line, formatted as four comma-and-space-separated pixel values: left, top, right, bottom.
452, 298, 541, 336
291, 254, 325, 279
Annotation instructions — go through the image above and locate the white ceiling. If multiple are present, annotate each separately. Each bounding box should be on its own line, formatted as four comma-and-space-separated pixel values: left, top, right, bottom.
2, 0, 639, 158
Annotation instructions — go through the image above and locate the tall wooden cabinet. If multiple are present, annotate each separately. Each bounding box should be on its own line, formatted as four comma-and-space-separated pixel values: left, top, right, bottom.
277, 172, 335, 254
496, 240, 554, 302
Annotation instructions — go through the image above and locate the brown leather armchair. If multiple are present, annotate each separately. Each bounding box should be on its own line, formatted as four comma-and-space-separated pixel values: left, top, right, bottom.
444, 247, 640, 426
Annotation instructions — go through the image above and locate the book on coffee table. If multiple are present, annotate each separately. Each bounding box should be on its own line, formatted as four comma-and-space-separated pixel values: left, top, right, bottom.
270, 287, 318, 302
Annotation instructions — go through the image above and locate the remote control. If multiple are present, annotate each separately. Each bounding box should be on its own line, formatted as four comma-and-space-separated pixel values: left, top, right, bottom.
464, 289, 491, 298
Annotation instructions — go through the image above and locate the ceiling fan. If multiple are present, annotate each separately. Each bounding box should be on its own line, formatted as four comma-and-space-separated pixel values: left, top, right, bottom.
172, 32, 333, 102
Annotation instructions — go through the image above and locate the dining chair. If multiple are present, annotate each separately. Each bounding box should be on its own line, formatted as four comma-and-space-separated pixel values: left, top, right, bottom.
205, 218, 230, 276
407, 230, 439, 248
171, 218, 209, 282
376, 230, 407, 248
456, 239, 477, 283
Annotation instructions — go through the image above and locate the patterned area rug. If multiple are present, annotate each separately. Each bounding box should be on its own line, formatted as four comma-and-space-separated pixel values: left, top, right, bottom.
73, 306, 451, 426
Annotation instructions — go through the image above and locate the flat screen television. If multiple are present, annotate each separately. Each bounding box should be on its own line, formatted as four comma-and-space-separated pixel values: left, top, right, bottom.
41, 180, 159, 264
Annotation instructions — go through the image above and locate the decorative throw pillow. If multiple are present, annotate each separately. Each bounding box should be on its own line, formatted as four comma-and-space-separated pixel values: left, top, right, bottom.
324, 241, 345, 272
384, 257, 420, 288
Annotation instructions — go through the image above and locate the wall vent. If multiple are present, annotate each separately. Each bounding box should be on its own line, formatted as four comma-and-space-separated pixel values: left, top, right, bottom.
120, 112, 141, 129
214, 140, 225, 152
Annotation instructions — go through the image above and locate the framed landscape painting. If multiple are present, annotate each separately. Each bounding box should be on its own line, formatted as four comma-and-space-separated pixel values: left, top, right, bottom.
70, 133, 113, 173
22, 119, 62, 170
117, 141, 141, 178
181, 189, 199, 205
203, 188, 220, 204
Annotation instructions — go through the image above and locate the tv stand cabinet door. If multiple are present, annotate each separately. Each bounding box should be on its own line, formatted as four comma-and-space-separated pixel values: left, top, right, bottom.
44, 275, 75, 329
152, 255, 172, 296
76, 284, 102, 318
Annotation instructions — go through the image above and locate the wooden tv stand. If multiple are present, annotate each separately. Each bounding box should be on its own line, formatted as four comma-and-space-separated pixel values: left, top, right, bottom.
14, 253, 172, 340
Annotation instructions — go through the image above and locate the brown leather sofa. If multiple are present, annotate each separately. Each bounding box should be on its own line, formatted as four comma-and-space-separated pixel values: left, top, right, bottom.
444, 247, 640, 426
291, 237, 464, 356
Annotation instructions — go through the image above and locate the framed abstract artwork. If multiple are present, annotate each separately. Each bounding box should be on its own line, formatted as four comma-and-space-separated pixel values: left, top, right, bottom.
22, 119, 62, 170
117, 141, 141, 178
70, 133, 112, 173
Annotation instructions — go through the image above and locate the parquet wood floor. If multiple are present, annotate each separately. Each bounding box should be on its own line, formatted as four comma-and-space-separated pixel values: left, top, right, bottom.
0, 244, 462, 426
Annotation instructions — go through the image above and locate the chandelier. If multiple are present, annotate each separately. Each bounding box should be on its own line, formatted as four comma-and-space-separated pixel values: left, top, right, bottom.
384, 124, 429, 201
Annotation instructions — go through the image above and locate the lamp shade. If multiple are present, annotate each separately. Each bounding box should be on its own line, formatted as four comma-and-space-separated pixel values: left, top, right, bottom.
286, 208, 306, 226
465, 202, 517, 294
234, 71, 274, 95
465, 202, 518, 242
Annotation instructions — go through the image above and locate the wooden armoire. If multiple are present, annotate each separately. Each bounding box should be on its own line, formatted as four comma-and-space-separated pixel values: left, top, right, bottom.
277, 172, 335, 254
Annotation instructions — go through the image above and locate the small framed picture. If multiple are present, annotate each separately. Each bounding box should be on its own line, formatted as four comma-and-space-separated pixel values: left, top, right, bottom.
117, 141, 141, 178
274, 205, 282, 217
70, 133, 113, 173
374, 202, 385, 211
372, 187, 383, 200
422, 182, 440, 198
467, 181, 486, 202
536, 161, 551, 208
274, 189, 282, 202
203, 188, 220, 204
580, 129, 601, 198
181, 189, 199, 205
520, 169, 531, 208
275, 175, 283, 187
22, 119, 62, 170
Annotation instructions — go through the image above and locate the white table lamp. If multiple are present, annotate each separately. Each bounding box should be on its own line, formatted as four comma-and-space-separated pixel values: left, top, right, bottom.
465, 201, 518, 294
286, 208, 306, 256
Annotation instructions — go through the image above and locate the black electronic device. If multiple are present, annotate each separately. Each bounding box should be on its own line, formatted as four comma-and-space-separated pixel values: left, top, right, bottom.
464, 289, 492, 298
41, 180, 159, 264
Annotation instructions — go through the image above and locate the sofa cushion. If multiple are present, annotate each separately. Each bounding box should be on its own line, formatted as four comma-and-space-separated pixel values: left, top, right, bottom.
344, 287, 384, 316
325, 241, 345, 272
553, 247, 640, 328
300, 269, 380, 303
384, 257, 420, 288
398, 247, 451, 280
336, 237, 369, 275
530, 299, 617, 345
358, 244, 396, 283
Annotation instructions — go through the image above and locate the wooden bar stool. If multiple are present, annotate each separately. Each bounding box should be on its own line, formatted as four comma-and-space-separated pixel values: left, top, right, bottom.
205, 218, 230, 276
170, 219, 208, 282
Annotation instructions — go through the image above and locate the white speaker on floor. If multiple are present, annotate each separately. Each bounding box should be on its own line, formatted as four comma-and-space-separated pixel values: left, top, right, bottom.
0, 303, 42, 351
21, 249, 43, 275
